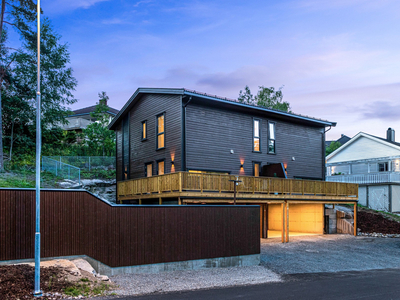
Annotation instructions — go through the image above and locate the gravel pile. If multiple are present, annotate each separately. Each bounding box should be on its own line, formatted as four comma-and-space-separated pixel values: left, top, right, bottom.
110, 266, 281, 296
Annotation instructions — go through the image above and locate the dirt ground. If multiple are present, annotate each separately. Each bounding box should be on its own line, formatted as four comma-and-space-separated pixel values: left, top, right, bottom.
0, 260, 115, 299
358, 207, 400, 234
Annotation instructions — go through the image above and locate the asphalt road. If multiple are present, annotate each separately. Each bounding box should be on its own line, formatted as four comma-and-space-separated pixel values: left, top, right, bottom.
101, 268, 400, 300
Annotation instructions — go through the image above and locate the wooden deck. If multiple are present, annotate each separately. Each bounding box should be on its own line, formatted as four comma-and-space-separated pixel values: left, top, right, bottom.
117, 172, 358, 204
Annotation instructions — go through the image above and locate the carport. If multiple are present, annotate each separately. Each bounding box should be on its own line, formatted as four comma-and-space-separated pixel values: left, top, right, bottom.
260, 200, 358, 242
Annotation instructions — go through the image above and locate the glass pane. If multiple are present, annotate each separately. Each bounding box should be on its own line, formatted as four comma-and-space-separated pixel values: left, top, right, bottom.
254, 163, 259, 177
147, 164, 152, 177
142, 122, 146, 139
158, 134, 165, 148
268, 140, 275, 153
254, 138, 260, 151
158, 115, 164, 133
158, 161, 165, 175
269, 123, 275, 140
254, 120, 259, 138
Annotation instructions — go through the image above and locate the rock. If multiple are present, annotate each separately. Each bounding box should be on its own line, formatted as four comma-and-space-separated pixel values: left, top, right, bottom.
95, 274, 110, 281
71, 259, 96, 275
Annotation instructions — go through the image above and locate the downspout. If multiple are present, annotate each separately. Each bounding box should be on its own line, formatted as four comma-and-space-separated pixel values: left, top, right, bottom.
322, 126, 331, 181
182, 96, 192, 171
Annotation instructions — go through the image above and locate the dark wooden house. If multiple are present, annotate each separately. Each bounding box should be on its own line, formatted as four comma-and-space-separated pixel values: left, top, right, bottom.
109, 88, 358, 241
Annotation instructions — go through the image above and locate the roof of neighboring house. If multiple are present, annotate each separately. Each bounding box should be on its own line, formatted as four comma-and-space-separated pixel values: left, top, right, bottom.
69, 105, 119, 117
325, 134, 351, 147
326, 131, 400, 161
109, 87, 336, 130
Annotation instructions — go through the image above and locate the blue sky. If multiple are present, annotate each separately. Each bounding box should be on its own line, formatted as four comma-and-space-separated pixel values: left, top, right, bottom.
37, 0, 400, 140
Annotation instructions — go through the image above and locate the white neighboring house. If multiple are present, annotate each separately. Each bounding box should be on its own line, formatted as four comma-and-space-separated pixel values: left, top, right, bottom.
61, 99, 119, 133
326, 128, 400, 213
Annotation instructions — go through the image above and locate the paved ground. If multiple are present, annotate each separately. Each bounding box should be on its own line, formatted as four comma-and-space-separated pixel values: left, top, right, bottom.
102, 268, 400, 300
97, 234, 400, 298
261, 234, 400, 274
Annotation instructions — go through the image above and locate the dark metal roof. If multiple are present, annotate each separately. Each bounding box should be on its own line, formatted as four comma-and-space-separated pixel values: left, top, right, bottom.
70, 105, 119, 117
325, 134, 351, 147
363, 132, 400, 147
108, 87, 336, 130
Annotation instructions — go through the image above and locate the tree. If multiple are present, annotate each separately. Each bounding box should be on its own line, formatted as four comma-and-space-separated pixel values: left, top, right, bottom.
83, 92, 116, 156
0, 0, 38, 171
326, 141, 341, 156
238, 85, 291, 112
0, 16, 77, 163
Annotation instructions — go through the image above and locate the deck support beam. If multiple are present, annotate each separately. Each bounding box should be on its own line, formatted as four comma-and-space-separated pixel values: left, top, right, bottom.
286, 202, 289, 243
281, 203, 285, 243
354, 202, 357, 236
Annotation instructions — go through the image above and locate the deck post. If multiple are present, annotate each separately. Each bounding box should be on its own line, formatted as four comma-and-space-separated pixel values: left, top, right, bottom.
263, 204, 268, 238
178, 197, 181, 205
139, 199, 142, 205
159, 197, 162, 205
219, 175, 222, 193
281, 203, 285, 243
179, 172, 182, 192
354, 202, 357, 236
286, 202, 289, 243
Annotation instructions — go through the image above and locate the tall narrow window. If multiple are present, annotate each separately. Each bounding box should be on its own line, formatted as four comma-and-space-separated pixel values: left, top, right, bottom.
253, 162, 261, 177
157, 160, 165, 175
145, 163, 153, 177
122, 114, 130, 180
157, 113, 165, 149
253, 119, 261, 152
141, 120, 147, 141
268, 122, 276, 154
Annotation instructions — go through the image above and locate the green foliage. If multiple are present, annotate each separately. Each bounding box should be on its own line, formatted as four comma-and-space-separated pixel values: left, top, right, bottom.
81, 169, 116, 180
326, 141, 341, 156
64, 282, 112, 297
82, 92, 115, 156
238, 85, 291, 112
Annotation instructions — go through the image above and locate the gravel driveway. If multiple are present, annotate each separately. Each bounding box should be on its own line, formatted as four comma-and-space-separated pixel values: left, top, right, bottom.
100, 234, 400, 298
261, 234, 400, 274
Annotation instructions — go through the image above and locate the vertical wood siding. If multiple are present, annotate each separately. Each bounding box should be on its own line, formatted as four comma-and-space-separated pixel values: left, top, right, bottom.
0, 189, 260, 267
186, 102, 325, 179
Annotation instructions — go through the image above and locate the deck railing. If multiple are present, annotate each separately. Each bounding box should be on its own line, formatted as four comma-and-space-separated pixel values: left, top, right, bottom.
326, 172, 400, 184
118, 172, 358, 199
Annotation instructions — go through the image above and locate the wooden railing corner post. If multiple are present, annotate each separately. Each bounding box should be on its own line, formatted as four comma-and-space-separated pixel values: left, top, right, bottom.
179, 172, 182, 192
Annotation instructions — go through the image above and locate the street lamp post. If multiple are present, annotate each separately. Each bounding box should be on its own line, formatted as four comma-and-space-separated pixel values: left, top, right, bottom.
33, 0, 42, 297
229, 176, 242, 205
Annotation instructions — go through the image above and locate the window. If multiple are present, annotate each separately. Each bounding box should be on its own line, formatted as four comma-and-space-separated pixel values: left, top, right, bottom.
268, 122, 276, 154
156, 113, 165, 149
379, 162, 388, 172
253, 162, 261, 177
157, 160, 165, 175
253, 119, 261, 152
122, 114, 130, 180
145, 163, 153, 177
141, 120, 147, 141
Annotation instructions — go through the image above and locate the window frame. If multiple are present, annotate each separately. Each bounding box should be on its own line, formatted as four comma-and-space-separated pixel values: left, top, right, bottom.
157, 159, 165, 175
252, 118, 262, 153
156, 112, 166, 150
141, 120, 147, 141
378, 162, 388, 172
267, 121, 276, 155
253, 161, 262, 177
145, 162, 153, 177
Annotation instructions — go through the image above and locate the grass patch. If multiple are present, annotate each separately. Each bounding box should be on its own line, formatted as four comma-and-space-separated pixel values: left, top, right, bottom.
64, 282, 113, 297
0, 177, 34, 188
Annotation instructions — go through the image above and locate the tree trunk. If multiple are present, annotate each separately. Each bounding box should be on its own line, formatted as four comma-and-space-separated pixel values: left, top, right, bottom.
9, 119, 14, 162
0, 89, 3, 172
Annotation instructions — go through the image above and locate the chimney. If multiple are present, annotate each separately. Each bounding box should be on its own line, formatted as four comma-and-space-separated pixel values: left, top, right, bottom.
387, 128, 395, 142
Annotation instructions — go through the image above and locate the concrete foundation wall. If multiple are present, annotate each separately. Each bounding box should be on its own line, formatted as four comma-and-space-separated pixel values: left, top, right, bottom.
358, 186, 367, 206
324, 208, 337, 234
391, 185, 400, 212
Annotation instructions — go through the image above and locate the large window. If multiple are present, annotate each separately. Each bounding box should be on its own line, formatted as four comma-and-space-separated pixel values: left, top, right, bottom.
141, 120, 147, 141
268, 121, 276, 154
157, 160, 165, 175
156, 113, 165, 149
253, 119, 261, 152
145, 162, 153, 177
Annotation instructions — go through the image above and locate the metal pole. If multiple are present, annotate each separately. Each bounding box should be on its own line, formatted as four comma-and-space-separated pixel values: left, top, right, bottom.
34, 0, 42, 296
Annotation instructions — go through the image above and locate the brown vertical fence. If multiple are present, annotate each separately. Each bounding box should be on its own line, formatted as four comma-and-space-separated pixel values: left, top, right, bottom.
0, 189, 260, 267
